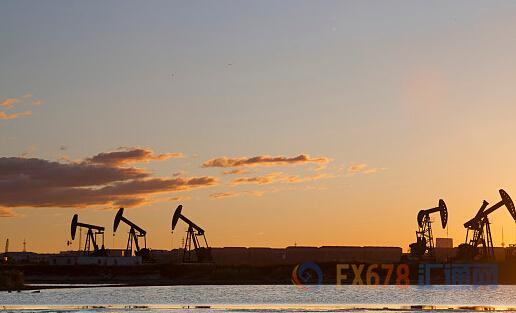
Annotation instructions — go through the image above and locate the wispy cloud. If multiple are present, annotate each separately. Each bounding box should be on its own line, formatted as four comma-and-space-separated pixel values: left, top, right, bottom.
231, 172, 335, 185
0, 98, 20, 109
169, 195, 192, 202
346, 163, 384, 175
0, 148, 217, 213
202, 154, 330, 168
86, 148, 184, 166
0, 111, 32, 120
222, 169, 249, 175
210, 190, 265, 199
0, 93, 42, 120
210, 192, 239, 199
112, 197, 149, 207
20, 145, 37, 158
231, 172, 284, 185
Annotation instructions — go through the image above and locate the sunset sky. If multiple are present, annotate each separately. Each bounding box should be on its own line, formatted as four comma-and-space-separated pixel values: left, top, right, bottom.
2, 1, 516, 253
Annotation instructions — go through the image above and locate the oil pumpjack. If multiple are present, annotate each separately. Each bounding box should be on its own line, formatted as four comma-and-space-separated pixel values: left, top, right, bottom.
171, 205, 212, 263
113, 208, 150, 259
409, 199, 448, 258
458, 189, 516, 260
70, 214, 107, 256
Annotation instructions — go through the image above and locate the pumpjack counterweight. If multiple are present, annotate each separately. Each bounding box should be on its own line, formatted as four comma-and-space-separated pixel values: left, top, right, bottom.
171, 205, 212, 263
410, 199, 448, 259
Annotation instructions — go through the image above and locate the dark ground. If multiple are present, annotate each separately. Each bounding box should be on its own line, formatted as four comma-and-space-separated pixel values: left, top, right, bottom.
2, 261, 515, 289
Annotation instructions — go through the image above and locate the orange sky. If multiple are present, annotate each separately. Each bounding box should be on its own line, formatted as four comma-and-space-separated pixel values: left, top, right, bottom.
1, 1, 516, 253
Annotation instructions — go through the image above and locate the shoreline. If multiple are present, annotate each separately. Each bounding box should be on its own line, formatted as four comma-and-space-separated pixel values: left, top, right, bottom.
1, 303, 516, 312
3, 281, 516, 292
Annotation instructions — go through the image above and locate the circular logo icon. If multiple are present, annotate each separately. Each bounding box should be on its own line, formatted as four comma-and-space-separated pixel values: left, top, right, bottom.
291, 261, 323, 290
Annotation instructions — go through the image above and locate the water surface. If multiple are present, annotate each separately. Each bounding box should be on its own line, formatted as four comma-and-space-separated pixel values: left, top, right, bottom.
1, 285, 515, 312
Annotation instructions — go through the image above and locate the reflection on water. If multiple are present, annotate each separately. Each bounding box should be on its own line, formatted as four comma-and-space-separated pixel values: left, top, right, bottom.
0, 285, 515, 312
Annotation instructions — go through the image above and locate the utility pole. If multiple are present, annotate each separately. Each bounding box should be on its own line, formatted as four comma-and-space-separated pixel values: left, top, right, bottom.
78, 228, 82, 251
4, 239, 9, 262
502, 226, 505, 247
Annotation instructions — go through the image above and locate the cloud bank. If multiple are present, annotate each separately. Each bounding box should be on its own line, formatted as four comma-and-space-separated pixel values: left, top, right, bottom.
0, 148, 216, 216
